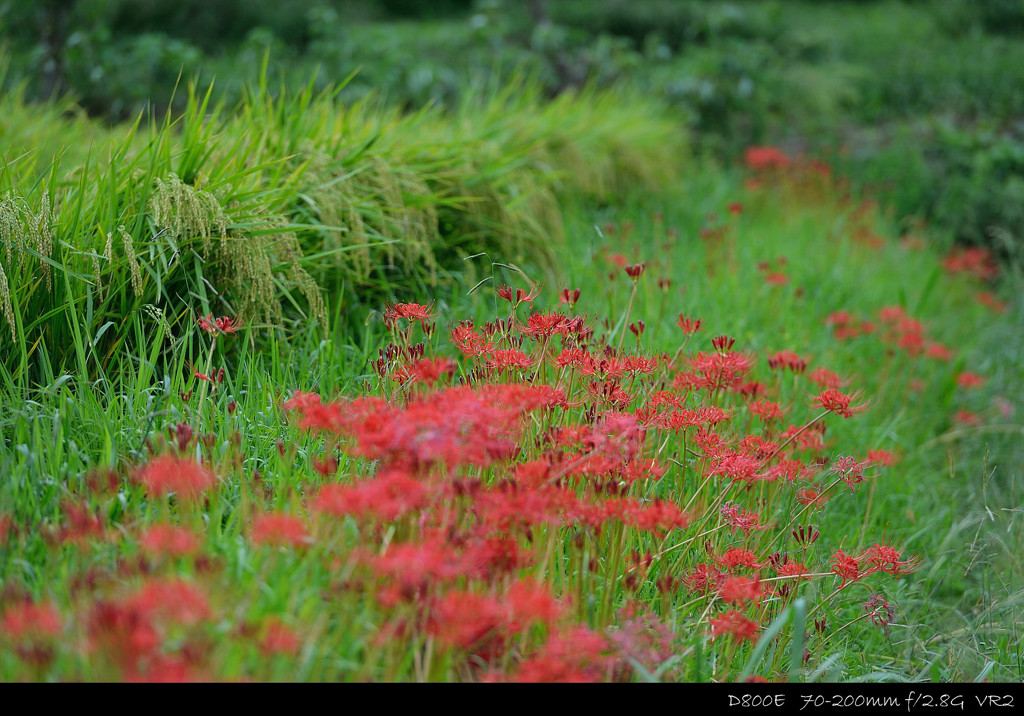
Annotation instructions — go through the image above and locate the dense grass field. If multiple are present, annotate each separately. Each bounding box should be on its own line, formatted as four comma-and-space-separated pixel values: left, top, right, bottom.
1, 14, 1022, 679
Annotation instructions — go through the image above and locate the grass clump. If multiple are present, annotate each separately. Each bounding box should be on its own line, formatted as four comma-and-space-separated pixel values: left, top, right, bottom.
0, 70, 684, 382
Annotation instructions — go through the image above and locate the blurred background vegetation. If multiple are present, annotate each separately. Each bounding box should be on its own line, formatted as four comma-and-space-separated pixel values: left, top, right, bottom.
2, 0, 1023, 266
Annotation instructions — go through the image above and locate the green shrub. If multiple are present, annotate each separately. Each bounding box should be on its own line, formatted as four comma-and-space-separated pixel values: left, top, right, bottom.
546, 0, 784, 51
833, 121, 1024, 268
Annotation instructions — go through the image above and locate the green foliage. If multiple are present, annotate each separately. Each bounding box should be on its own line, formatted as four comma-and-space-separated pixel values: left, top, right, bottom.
833, 121, 1024, 265
546, 0, 784, 51
932, 0, 1024, 37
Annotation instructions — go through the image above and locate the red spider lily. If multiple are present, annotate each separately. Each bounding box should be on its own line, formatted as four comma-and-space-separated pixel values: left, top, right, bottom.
286, 395, 385, 435
864, 594, 895, 629
775, 562, 811, 581
383, 301, 436, 330
486, 349, 535, 375
749, 399, 784, 423
767, 350, 808, 373
826, 309, 856, 327
171, 422, 194, 453
366, 538, 471, 593
692, 427, 724, 455
624, 263, 646, 280
956, 371, 986, 389
706, 450, 762, 484
829, 455, 873, 491
135, 454, 217, 501
187, 363, 224, 385
138, 524, 202, 559
780, 421, 829, 453
615, 458, 668, 483
719, 576, 763, 606
503, 579, 564, 631
737, 380, 766, 398
925, 342, 954, 361
719, 502, 765, 536
744, 146, 791, 171
590, 354, 660, 377
862, 543, 920, 578
282, 390, 322, 412
709, 610, 759, 643
511, 627, 616, 683
1, 600, 62, 640
481, 383, 567, 412
259, 619, 302, 656
677, 315, 703, 334
496, 284, 541, 309
739, 434, 779, 461
295, 385, 564, 469
197, 314, 240, 336
942, 246, 998, 281
711, 335, 735, 352
628, 321, 645, 338
830, 550, 861, 587
765, 458, 811, 483
559, 288, 581, 308
407, 357, 457, 386
807, 367, 846, 389
796, 488, 831, 509
130, 578, 212, 626
585, 380, 633, 409
683, 563, 726, 595
608, 609, 676, 676
689, 351, 757, 391
813, 388, 869, 418
866, 449, 898, 467
471, 483, 579, 532
85, 579, 212, 676
313, 470, 429, 522
428, 591, 508, 652
975, 291, 1008, 313
878, 305, 908, 324
522, 312, 573, 339
55, 500, 106, 545
953, 410, 983, 426
87, 600, 160, 669
556, 347, 596, 373
250, 513, 312, 548
450, 323, 495, 358
124, 655, 207, 683
718, 548, 762, 572
591, 497, 691, 537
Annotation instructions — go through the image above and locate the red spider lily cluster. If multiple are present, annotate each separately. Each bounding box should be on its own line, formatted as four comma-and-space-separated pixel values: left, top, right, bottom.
826, 305, 956, 361
1, 269, 936, 682
265, 279, 925, 677
7, 146, 1007, 682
